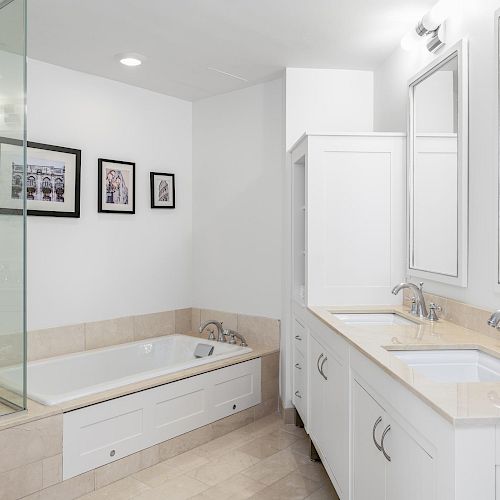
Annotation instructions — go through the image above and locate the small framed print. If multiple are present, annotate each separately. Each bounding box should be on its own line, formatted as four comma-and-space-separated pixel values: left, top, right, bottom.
98, 159, 135, 214
150, 172, 175, 209
0, 137, 81, 217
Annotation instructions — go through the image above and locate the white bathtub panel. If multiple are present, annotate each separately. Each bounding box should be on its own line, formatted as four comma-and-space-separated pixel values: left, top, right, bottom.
211, 361, 261, 419
63, 392, 154, 479
154, 388, 206, 429
63, 358, 261, 479
151, 377, 210, 443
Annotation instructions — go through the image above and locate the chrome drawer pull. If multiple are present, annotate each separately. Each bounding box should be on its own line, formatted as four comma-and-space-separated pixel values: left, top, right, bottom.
295, 390, 302, 399
319, 356, 328, 380
316, 353, 324, 375
381, 425, 391, 462
372, 417, 383, 451
295, 335, 302, 341
295, 363, 302, 370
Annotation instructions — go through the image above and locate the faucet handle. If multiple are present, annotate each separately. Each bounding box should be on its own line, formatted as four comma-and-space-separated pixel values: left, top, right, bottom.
427, 303, 442, 322
419, 282, 424, 291
409, 297, 418, 315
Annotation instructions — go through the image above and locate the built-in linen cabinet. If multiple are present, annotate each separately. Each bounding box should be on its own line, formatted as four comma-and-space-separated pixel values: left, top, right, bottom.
352, 380, 435, 500
289, 133, 406, 307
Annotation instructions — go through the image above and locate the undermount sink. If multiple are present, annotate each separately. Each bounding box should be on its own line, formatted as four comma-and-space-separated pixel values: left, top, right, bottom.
332, 313, 419, 327
390, 349, 500, 383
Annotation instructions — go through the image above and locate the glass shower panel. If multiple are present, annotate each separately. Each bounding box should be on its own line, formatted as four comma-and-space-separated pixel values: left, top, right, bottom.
0, 0, 26, 414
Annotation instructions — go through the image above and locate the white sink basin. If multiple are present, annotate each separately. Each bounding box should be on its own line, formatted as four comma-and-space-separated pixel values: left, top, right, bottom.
332, 313, 419, 327
391, 349, 500, 383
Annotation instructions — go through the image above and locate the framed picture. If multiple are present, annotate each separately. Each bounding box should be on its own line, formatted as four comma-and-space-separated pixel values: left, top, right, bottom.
150, 172, 175, 209
0, 137, 81, 217
98, 159, 135, 214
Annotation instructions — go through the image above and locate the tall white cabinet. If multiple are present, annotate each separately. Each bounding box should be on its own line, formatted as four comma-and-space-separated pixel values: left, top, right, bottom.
290, 133, 406, 306
289, 133, 407, 499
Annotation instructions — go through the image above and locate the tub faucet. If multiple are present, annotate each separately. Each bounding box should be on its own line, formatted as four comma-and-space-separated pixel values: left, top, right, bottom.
392, 281, 428, 319
225, 329, 248, 347
488, 310, 500, 329
199, 320, 225, 342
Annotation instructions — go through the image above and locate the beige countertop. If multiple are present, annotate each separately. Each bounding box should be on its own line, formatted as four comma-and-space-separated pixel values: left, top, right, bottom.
309, 305, 500, 426
0, 340, 278, 431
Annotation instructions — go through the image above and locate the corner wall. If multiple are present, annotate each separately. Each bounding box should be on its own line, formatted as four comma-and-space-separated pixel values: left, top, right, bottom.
192, 78, 284, 319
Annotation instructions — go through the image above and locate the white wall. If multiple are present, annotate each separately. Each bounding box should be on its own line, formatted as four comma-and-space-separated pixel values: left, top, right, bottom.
285, 68, 374, 149
27, 60, 193, 330
192, 78, 284, 319
374, 0, 500, 310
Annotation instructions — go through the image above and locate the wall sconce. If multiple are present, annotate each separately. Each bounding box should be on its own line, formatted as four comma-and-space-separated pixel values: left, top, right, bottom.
401, 0, 453, 53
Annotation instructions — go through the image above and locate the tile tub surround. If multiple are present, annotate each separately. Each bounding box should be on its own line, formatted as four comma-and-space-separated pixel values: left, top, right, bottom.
27, 309, 190, 361
192, 308, 280, 350
28, 308, 279, 362
0, 352, 279, 500
402, 289, 500, 341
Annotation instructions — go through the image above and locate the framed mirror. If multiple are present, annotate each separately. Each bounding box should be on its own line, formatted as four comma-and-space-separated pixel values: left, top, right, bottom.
407, 39, 469, 287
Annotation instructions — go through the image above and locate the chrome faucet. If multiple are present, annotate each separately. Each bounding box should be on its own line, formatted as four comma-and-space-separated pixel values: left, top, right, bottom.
225, 329, 248, 347
199, 320, 225, 342
488, 310, 500, 329
199, 320, 248, 346
392, 281, 428, 318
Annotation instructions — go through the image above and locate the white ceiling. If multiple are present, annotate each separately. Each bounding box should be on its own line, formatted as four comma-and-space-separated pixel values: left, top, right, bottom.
27, 0, 436, 101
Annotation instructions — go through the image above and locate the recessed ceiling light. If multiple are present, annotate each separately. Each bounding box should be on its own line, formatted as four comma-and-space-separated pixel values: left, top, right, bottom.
120, 57, 142, 67
116, 53, 145, 67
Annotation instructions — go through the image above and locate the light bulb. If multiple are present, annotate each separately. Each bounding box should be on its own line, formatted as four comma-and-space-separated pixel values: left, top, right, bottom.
401, 28, 421, 51
425, 0, 454, 30
120, 57, 142, 67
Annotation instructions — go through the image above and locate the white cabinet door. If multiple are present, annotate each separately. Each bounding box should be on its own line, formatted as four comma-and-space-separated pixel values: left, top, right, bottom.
385, 418, 435, 500
306, 134, 405, 306
353, 380, 435, 500
308, 335, 325, 449
322, 342, 349, 494
352, 381, 386, 500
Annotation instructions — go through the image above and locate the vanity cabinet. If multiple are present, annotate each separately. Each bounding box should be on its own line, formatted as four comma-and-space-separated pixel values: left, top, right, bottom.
308, 326, 349, 497
352, 380, 435, 500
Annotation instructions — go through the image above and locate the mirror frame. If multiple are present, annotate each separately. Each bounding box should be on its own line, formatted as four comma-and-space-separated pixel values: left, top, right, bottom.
407, 39, 469, 287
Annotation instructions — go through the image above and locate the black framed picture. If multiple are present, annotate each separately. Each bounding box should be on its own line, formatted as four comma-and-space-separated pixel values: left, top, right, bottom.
0, 137, 81, 217
98, 159, 135, 214
150, 172, 175, 209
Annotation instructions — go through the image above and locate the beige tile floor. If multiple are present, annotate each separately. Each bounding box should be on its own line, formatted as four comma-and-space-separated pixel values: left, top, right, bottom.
80, 413, 340, 500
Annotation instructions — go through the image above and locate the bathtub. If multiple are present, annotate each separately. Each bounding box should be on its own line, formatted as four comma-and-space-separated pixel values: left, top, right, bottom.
0, 334, 252, 405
